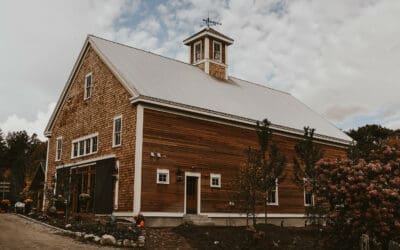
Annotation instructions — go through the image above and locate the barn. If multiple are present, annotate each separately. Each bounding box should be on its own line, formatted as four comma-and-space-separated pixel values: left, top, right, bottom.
44, 27, 352, 226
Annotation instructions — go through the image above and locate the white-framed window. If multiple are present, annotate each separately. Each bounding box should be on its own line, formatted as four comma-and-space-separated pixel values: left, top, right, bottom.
210, 173, 221, 188
55, 137, 62, 161
84, 72, 92, 99
304, 178, 314, 206
113, 115, 122, 147
213, 41, 222, 62
267, 179, 279, 205
157, 169, 169, 184
71, 133, 98, 159
193, 41, 202, 62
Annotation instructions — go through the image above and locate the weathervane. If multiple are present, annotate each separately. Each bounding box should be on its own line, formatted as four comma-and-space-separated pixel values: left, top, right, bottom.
202, 14, 221, 28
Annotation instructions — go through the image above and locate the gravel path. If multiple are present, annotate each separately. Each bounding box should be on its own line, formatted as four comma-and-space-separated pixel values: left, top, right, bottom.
0, 213, 115, 249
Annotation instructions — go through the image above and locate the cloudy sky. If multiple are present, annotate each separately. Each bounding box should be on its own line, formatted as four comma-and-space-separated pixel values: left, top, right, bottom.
1, 0, 400, 140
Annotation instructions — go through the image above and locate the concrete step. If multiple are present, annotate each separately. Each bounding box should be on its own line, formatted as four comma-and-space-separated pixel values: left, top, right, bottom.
183, 214, 215, 226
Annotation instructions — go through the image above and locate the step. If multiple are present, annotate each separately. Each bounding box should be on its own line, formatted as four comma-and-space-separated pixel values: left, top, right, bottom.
183, 214, 215, 226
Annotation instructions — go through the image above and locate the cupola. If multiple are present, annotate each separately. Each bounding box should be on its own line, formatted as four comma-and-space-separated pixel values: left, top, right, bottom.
183, 27, 234, 80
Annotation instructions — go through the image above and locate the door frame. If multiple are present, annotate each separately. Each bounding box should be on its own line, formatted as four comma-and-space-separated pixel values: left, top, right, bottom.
184, 171, 201, 215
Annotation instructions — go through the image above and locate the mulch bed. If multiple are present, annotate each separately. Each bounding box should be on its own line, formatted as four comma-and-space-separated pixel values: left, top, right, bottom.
173, 224, 334, 249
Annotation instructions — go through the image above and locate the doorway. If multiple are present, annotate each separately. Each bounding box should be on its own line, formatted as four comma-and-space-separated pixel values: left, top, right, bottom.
185, 175, 200, 214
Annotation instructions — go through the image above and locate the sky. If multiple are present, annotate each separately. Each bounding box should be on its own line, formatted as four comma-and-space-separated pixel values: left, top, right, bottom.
0, 0, 400, 140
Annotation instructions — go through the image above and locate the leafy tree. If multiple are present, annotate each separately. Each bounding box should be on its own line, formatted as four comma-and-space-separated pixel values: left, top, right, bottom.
293, 127, 325, 225
347, 124, 393, 161
315, 144, 400, 248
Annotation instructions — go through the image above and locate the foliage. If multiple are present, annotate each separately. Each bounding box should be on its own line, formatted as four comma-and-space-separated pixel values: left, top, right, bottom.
232, 119, 286, 226
347, 124, 394, 161
314, 144, 400, 248
293, 127, 325, 226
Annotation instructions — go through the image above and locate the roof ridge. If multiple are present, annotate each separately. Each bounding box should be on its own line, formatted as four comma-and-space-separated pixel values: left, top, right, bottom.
88, 34, 197, 68
230, 76, 291, 95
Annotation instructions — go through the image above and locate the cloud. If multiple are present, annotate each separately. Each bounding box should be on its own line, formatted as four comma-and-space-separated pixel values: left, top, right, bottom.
0, 103, 55, 140
1, 0, 400, 139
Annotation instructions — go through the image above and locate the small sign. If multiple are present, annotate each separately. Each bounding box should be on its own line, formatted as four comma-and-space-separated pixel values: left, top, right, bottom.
0, 181, 10, 185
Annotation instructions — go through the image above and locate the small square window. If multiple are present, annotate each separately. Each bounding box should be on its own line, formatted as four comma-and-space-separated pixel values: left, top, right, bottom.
157, 169, 169, 184
210, 173, 221, 188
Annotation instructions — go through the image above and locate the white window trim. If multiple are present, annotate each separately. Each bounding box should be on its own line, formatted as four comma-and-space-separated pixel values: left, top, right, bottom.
84, 72, 92, 100
213, 40, 222, 62
267, 178, 279, 206
55, 136, 62, 161
71, 133, 99, 159
112, 115, 122, 148
156, 169, 170, 184
303, 178, 314, 207
210, 173, 221, 188
193, 40, 202, 63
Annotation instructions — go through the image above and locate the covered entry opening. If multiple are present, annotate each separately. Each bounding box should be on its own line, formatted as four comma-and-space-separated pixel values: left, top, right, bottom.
185, 172, 201, 214
56, 158, 116, 215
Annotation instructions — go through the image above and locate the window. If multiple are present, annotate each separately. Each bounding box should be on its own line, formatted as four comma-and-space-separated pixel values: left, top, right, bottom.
194, 41, 202, 62
213, 41, 222, 62
71, 133, 98, 159
210, 173, 221, 188
304, 191, 314, 206
157, 169, 169, 184
267, 179, 278, 205
304, 179, 314, 206
55, 137, 62, 161
113, 115, 122, 147
84, 73, 92, 99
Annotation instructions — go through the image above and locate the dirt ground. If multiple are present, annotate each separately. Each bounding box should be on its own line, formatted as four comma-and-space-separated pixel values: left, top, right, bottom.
0, 213, 114, 250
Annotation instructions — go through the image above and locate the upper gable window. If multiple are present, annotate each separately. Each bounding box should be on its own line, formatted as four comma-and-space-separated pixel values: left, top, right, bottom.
55, 137, 62, 161
113, 115, 122, 147
213, 41, 222, 62
84, 73, 92, 99
194, 41, 202, 63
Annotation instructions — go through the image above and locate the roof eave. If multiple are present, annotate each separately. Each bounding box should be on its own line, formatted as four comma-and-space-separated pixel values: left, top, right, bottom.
130, 95, 352, 147
183, 30, 234, 45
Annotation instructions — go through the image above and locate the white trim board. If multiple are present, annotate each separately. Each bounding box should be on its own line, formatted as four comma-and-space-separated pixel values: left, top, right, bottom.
184, 171, 201, 215
133, 104, 144, 214
120, 212, 305, 218
55, 154, 116, 169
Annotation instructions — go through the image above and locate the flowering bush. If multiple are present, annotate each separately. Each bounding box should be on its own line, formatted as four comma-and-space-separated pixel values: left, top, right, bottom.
1, 199, 10, 205
314, 145, 400, 248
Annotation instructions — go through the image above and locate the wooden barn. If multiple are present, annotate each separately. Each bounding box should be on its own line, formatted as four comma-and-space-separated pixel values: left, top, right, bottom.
43, 28, 352, 226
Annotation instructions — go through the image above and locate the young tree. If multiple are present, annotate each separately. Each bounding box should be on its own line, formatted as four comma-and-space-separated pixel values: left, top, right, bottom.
256, 119, 286, 224
232, 119, 286, 226
293, 127, 324, 225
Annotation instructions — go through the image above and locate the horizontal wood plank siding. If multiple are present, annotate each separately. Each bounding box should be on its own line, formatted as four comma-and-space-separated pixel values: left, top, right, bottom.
141, 108, 346, 214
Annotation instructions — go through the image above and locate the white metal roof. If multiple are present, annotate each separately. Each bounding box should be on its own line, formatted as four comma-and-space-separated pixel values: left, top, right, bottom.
62, 35, 352, 143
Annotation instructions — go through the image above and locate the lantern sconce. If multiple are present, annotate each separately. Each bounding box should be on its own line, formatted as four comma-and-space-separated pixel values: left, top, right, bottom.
176, 168, 184, 183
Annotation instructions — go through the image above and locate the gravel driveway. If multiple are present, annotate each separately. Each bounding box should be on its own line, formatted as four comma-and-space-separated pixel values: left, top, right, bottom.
0, 213, 115, 249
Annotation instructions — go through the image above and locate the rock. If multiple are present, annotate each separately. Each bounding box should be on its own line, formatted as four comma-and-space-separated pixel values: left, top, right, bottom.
214, 241, 219, 245
65, 224, 72, 229
84, 234, 95, 241
123, 239, 131, 247
138, 235, 145, 247
100, 234, 116, 245
93, 236, 101, 243
74, 232, 83, 238
117, 240, 122, 246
